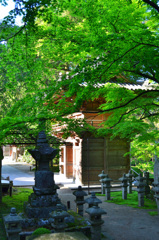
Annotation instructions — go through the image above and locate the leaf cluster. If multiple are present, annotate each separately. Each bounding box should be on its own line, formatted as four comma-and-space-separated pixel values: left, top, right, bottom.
0, 0, 158, 160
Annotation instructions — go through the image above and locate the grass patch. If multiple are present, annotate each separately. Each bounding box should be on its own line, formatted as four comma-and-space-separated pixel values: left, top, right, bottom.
96, 191, 157, 210
0, 187, 33, 240
148, 211, 158, 216
0, 187, 33, 215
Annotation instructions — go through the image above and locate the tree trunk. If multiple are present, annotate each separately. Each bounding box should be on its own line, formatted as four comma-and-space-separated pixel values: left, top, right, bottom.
0, 147, 4, 203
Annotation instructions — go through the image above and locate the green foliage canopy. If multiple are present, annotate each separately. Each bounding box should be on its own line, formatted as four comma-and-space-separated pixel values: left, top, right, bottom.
0, 0, 158, 155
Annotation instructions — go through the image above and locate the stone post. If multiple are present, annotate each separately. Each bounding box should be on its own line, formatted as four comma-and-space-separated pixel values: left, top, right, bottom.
98, 170, 107, 194
73, 186, 87, 216
49, 204, 69, 232
143, 171, 150, 197
86, 206, 106, 240
126, 170, 134, 194
85, 192, 102, 208
152, 177, 159, 213
103, 175, 113, 200
3, 208, 22, 240
134, 173, 146, 207
119, 174, 128, 200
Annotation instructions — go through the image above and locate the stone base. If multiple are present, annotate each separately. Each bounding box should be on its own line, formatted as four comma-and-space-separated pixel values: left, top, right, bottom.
20, 216, 52, 229
24, 193, 66, 218
28, 193, 61, 207
24, 205, 64, 219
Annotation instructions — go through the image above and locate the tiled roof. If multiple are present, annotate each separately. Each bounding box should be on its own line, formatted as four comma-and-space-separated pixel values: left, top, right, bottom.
58, 72, 157, 91
81, 80, 156, 91
110, 81, 155, 90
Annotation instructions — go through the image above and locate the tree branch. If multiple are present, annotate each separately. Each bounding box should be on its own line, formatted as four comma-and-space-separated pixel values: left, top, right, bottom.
140, 112, 159, 120
152, 103, 159, 107
100, 44, 141, 77
110, 107, 138, 128
142, 0, 159, 13
102, 90, 159, 112
124, 69, 158, 83
0, 23, 26, 43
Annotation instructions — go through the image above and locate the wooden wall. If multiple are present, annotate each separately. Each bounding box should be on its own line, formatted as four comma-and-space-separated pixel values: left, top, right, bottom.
106, 138, 130, 180
81, 137, 130, 185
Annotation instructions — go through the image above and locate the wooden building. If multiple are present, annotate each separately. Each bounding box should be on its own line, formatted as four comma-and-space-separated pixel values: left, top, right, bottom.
55, 96, 130, 185
53, 79, 155, 185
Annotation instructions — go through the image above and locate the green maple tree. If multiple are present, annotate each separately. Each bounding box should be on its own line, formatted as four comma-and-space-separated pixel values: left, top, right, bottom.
0, 0, 158, 202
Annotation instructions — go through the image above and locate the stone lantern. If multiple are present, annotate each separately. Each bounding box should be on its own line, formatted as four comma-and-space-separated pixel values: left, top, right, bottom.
73, 186, 87, 216
3, 207, 22, 240
28, 131, 58, 196
49, 204, 69, 232
119, 174, 128, 200
126, 170, 134, 194
86, 206, 106, 240
134, 173, 146, 207
152, 177, 159, 213
102, 175, 113, 200
98, 170, 107, 194
85, 192, 102, 208
24, 131, 66, 220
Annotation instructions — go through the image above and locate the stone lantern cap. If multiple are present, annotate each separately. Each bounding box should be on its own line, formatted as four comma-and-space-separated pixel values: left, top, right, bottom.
28, 131, 58, 171
86, 206, 106, 216
136, 173, 145, 181
50, 204, 69, 219
102, 175, 113, 183
85, 192, 102, 205
29, 131, 57, 158
134, 173, 146, 187
119, 174, 128, 182
73, 186, 87, 197
98, 170, 107, 179
4, 208, 22, 223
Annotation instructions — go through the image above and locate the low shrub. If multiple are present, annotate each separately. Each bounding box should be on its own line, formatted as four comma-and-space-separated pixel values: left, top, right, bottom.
32, 227, 51, 236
